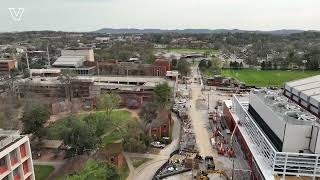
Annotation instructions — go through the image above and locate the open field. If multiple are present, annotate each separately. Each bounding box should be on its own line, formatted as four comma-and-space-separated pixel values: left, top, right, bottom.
222, 69, 320, 87
34, 165, 55, 180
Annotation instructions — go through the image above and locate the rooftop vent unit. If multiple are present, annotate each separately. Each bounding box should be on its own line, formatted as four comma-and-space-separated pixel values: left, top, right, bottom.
284, 104, 301, 111
285, 111, 316, 122
300, 113, 317, 122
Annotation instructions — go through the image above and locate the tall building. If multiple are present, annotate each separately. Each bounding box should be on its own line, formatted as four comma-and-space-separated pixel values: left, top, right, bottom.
223, 76, 320, 179
0, 130, 34, 180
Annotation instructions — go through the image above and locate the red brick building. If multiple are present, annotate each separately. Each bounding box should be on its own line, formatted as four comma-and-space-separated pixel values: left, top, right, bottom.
0, 58, 17, 75
150, 110, 172, 139
97, 142, 124, 168
96, 58, 172, 77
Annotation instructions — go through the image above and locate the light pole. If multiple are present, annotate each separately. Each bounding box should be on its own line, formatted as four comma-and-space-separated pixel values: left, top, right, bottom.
302, 60, 307, 72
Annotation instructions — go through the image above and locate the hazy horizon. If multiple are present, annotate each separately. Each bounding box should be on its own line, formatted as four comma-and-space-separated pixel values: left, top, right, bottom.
1, 0, 320, 32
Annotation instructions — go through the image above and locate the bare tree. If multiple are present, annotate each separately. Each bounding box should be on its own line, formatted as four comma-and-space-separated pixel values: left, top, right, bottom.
59, 70, 76, 101
97, 93, 121, 120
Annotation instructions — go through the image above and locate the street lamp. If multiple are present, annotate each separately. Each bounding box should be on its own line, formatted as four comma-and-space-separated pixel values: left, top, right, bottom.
302, 60, 307, 72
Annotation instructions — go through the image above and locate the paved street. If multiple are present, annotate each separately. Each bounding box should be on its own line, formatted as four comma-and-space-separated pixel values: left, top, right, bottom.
188, 66, 215, 157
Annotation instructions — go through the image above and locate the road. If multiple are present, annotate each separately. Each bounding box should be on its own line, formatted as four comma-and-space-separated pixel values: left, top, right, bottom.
130, 113, 181, 180
188, 66, 215, 157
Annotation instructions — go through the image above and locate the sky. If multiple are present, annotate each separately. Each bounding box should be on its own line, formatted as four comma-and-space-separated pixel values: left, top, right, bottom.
1, 0, 320, 32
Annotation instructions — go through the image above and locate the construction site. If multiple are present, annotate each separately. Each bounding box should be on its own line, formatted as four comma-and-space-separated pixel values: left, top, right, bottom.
154, 72, 252, 180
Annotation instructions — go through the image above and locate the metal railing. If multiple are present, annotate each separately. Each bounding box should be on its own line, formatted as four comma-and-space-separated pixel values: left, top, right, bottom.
232, 95, 320, 179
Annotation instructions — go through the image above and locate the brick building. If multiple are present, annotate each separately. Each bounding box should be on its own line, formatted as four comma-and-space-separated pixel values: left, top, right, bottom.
96, 58, 172, 77
0, 130, 34, 180
97, 141, 124, 168
150, 110, 172, 139
17, 76, 174, 109
0, 58, 17, 75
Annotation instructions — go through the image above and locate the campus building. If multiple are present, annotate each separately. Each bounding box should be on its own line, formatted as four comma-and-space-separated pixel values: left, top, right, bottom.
96, 58, 172, 77
17, 75, 175, 109
0, 58, 17, 75
52, 48, 96, 75
223, 88, 320, 180
284, 75, 320, 118
0, 130, 34, 180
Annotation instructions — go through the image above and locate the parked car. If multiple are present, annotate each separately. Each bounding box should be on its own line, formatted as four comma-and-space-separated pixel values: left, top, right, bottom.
150, 141, 165, 148
205, 156, 215, 170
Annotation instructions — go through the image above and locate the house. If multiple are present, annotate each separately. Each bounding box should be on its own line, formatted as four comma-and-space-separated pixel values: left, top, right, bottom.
150, 110, 172, 139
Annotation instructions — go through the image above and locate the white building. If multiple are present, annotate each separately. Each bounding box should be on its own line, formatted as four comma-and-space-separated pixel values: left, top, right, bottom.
223, 88, 320, 179
0, 130, 34, 180
60, 48, 95, 62
284, 75, 320, 118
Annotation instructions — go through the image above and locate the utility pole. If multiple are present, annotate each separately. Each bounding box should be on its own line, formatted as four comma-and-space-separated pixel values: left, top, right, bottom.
207, 92, 210, 110
47, 45, 51, 68
25, 53, 31, 78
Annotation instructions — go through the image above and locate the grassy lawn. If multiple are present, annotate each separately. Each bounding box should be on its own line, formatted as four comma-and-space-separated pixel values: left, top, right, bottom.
46, 110, 136, 146
222, 69, 320, 87
131, 157, 151, 168
101, 129, 126, 147
34, 165, 55, 180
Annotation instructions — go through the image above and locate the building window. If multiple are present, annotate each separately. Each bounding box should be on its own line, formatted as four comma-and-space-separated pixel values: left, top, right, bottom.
0, 157, 8, 174
10, 149, 18, 166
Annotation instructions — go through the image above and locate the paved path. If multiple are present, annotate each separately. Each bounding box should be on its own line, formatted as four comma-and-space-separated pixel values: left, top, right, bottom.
33, 160, 66, 168
131, 114, 181, 180
188, 66, 215, 157
123, 152, 135, 180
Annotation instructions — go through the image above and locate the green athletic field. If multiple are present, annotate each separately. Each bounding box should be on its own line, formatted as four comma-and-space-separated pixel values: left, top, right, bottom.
222, 69, 320, 87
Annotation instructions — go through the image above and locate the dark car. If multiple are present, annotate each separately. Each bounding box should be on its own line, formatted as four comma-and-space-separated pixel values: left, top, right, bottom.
205, 156, 215, 170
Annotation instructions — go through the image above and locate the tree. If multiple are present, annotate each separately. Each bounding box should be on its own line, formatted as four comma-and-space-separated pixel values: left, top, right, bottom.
22, 105, 50, 140
210, 58, 222, 74
176, 60, 191, 76
153, 82, 172, 108
123, 121, 150, 152
97, 93, 121, 120
62, 118, 99, 156
59, 70, 76, 101
65, 159, 120, 180
139, 102, 158, 129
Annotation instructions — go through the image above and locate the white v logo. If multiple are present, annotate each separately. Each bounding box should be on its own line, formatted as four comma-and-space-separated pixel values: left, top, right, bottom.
8, 8, 24, 21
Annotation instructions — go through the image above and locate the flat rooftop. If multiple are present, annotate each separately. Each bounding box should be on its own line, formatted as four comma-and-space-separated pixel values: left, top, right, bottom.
253, 89, 319, 125
19, 75, 174, 88
285, 75, 320, 103
0, 130, 23, 151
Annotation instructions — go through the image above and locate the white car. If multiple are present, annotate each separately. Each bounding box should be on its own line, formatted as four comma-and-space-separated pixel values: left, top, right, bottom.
150, 141, 165, 148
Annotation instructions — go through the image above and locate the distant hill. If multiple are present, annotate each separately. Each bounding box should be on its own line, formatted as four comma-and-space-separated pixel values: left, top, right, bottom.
95, 28, 307, 35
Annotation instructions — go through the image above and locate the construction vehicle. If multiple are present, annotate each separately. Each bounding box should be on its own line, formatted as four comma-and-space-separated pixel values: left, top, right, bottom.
218, 142, 225, 155
195, 169, 229, 180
